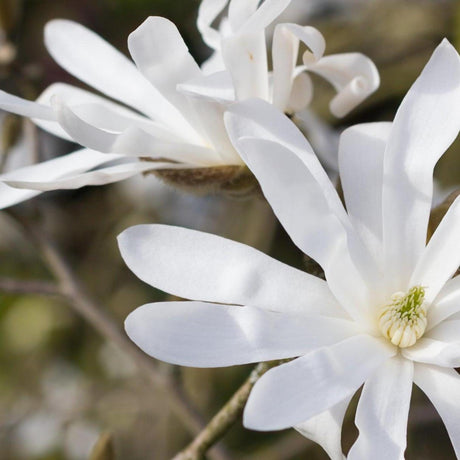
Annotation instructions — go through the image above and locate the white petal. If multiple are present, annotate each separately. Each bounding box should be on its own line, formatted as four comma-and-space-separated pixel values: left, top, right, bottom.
201, 49, 226, 74
118, 224, 345, 317
222, 32, 269, 100
54, 103, 220, 166
197, 0, 229, 49
382, 40, 460, 292
36, 83, 176, 142
308, 52, 379, 117
225, 100, 381, 324
0, 90, 55, 120
176, 88, 240, 164
243, 334, 395, 430
403, 320, 460, 367
404, 340, 460, 368
0, 148, 120, 207
339, 122, 392, 268
428, 276, 460, 328
410, 194, 460, 303
348, 356, 413, 460
272, 24, 325, 111
225, 99, 345, 220
295, 396, 351, 460
125, 301, 360, 367
0, 183, 41, 210
239, 0, 291, 34
228, 0, 259, 31
286, 71, 313, 113
293, 109, 339, 173
44, 20, 181, 126
177, 71, 235, 103
127, 17, 203, 139
223, 0, 297, 101
4, 160, 170, 191
414, 364, 460, 457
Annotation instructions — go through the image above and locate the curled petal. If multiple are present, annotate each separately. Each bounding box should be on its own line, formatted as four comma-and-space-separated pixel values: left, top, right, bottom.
308, 52, 380, 117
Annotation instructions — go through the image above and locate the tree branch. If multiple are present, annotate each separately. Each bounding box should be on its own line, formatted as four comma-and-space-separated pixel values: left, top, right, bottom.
0, 277, 60, 296
172, 361, 281, 460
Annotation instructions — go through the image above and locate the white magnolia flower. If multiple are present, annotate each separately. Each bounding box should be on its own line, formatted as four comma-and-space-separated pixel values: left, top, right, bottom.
119, 40, 460, 458
197, 0, 379, 116
0, 0, 378, 208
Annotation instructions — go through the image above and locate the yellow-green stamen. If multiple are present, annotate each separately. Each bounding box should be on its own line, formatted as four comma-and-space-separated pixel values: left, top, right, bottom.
378, 286, 427, 348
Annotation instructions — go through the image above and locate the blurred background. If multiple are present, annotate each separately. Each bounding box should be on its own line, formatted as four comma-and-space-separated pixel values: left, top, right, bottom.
0, 0, 459, 458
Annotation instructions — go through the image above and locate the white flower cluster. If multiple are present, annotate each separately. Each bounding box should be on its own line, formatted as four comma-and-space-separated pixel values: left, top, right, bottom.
1, 0, 460, 458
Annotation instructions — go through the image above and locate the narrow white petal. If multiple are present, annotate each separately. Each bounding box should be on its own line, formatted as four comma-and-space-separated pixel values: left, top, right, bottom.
0, 183, 41, 210
225, 99, 347, 221
225, 101, 381, 323
228, 0, 259, 31
4, 160, 168, 191
222, 32, 269, 100
55, 103, 220, 166
0, 148, 120, 207
0, 90, 55, 120
272, 24, 325, 111
239, 0, 291, 34
236, 137, 380, 323
128, 17, 203, 139
348, 357, 413, 460
37, 83, 172, 137
286, 71, 313, 113
308, 53, 379, 117
293, 109, 339, 173
177, 71, 235, 103
403, 339, 460, 368
201, 49, 226, 74
382, 40, 460, 291
125, 301, 360, 367
339, 122, 392, 268
414, 364, 460, 457
243, 335, 395, 430
410, 195, 460, 303
1, 149, 121, 182
295, 396, 352, 460
403, 320, 460, 367
118, 224, 345, 318
44, 20, 180, 125
428, 276, 460, 328
180, 94, 241, 164
197, 0, 229, 49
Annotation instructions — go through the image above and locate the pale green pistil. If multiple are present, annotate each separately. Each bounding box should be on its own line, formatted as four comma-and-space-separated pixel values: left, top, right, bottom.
378, 286, 428, 348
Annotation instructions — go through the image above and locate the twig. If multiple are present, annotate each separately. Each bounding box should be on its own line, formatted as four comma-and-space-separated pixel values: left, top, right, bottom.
172, 361, 280, 460
0, 277, 59, 296
7, 210, 230, 460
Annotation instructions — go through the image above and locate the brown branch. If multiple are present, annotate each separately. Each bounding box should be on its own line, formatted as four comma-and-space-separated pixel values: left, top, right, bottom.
0, 277, 59, 296
172, 361, 280, 460
7, 210, 230, 460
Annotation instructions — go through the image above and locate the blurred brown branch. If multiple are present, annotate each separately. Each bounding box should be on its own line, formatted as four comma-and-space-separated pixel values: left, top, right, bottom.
173, 361, 282, 460
0, 276, 59, 296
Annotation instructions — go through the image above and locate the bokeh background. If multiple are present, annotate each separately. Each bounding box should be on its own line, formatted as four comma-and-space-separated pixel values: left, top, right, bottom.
0, 0, 459, 458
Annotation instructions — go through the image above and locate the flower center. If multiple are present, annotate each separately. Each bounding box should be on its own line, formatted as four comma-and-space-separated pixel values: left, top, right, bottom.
378, 286, 427, 348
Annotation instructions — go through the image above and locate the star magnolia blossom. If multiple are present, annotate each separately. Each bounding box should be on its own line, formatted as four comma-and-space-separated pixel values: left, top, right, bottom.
119, 40, 460, 458
195, 0, 379, 116
0, 0, 378, 209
